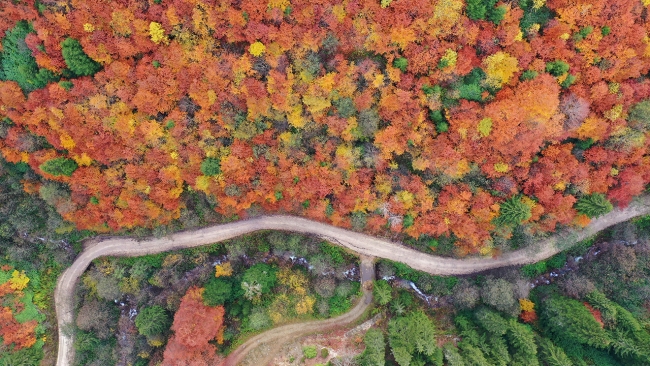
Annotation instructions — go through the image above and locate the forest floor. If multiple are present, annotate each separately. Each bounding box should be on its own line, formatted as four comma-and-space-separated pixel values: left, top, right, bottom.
54, 194, 650, 366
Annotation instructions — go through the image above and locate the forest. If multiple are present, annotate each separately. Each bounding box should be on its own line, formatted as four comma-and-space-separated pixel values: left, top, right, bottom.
1, 0, 650, 256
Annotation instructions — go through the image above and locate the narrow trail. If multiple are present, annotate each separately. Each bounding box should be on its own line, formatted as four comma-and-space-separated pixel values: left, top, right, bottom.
55, 194, 650, 366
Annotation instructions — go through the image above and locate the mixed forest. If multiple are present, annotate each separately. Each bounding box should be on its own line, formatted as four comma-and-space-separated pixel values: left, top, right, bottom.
1, 0, 650, 256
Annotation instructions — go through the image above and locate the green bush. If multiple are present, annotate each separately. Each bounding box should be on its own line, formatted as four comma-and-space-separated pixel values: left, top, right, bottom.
203, 278, 233, 306
494, 195, 532, 226
39, 157, 78, 177
521, 261, 547, 278
200, 157, 221, 176
1, 21, 57, 93
303, 345, 318, 359
601, 26, 611, 36
61, 38, 102, 77
575, 193, 613, 218
321, 348, 329, 358
135, 305, 170, 337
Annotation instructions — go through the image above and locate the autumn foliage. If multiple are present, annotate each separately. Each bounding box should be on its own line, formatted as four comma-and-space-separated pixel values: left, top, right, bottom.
162, 287, 225, 365
1, 0, 650, 253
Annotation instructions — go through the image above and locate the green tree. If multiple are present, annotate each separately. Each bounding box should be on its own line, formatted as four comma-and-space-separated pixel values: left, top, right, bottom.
506, 319, 538, 363
241, 263, 277, 295
388, 311, 437, 365
203, 278, 233, 306
443, 344, 465, 366
61, 38, 102, 77
538, 338, 572, 366
541, 295, 610, 349
135, 305, 170, 337
373, 280, 392, 305
1, 21, 57, 93
39, 158, 78, 177
393, 57, 408, 72
494, 196, 532, 227
545, 60, 570, 76
474, 308, 509, 336
628, 99, 650, 131
480, 277, 517, 314
358, 328, 385, 366
575, 193, 613, 219
201, 157, 221, 176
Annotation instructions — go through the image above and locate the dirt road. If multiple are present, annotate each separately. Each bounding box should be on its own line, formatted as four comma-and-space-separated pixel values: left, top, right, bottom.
55, 194, 650, 366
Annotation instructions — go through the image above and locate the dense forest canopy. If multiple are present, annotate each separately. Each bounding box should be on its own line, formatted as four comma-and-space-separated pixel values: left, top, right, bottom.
1, 0, 650, 254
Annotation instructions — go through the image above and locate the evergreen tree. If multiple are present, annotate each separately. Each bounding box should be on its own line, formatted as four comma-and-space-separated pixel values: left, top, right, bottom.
539, 338, 573, 366
541, 295, 610, 349
474, 307, 509, 336
575, 194, 613, 218
373, 280, 392, 305
1, 21, 57, 92
135, 305, 170, 337
61, 38, 102, 77
358, 328, 385, 366
388, 311, 437, 365
494, 196, 532, 226
443, 344, 466, 366
506, 319, 538, 362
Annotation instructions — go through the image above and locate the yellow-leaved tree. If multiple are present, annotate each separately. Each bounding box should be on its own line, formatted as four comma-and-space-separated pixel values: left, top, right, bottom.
484, 52, 519, 88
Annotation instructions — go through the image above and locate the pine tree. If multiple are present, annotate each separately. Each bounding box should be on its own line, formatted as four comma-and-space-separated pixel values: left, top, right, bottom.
474, 308, 509, 336
135, 305, 170, 337
494, 196, 532, 226
538, 338, 573, 366
575, 194, 613, 218
61, 38, 102, 77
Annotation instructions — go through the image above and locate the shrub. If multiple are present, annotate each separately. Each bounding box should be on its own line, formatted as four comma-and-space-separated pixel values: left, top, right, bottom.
321, 348, 329, 358
61, 38, 102, 77
303, 345, 318, 359
39, 158, 78, 177
575, 193, 613, 218
200, 157, 221, 176
135, 305, 170, 337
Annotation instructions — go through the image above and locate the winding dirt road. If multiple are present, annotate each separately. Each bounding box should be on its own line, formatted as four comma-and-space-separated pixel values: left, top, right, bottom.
55, 194, 650, 366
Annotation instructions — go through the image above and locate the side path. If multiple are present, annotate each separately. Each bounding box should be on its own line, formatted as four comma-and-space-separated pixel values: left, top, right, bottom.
221, 256, 375, 366
55, 194, 650, 366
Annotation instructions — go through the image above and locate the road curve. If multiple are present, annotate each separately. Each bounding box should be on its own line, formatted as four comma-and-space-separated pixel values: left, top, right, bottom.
55, 194, 650, 366
220, 255, 375, 366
